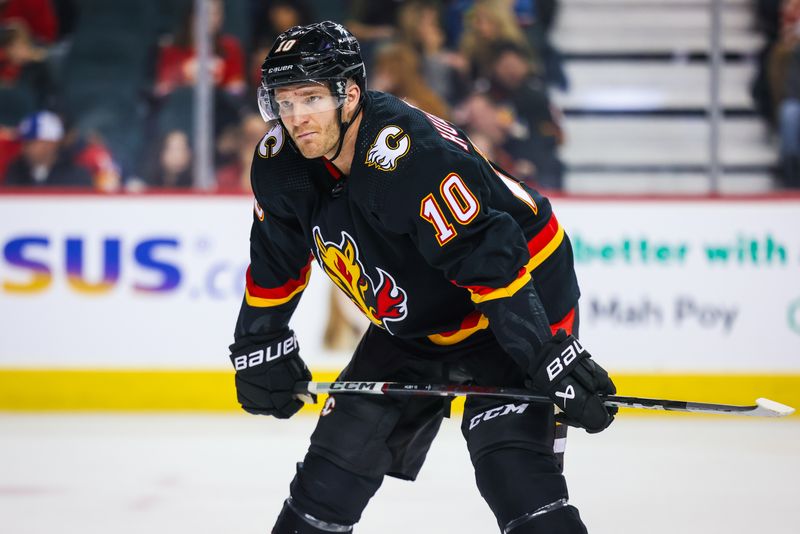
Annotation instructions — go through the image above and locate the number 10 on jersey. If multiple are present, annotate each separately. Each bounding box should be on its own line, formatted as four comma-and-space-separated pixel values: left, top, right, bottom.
420, 173, 480, 246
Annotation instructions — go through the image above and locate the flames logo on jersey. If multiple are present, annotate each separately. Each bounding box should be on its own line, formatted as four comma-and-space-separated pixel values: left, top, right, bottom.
365, 125, 410, 172
313, 226, 408, 333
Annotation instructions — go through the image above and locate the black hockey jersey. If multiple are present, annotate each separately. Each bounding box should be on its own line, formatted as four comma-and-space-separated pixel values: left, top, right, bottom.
233, 91, 579, 351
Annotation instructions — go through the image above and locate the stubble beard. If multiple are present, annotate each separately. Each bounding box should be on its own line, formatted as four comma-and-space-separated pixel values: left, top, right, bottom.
299, 143, 331, 159
293, 126, 338, 160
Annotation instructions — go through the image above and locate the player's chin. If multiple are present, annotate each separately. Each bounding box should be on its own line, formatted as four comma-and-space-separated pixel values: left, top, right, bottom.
296, 142, 327, 159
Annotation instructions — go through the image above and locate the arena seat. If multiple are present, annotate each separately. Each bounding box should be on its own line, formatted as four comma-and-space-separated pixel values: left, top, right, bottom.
553, 0, 775, 193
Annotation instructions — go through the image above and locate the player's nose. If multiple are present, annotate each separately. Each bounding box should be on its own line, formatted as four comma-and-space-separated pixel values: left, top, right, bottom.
288, 111, 311, 129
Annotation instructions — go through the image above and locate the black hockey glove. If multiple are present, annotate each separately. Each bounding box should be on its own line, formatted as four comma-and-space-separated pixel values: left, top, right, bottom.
529, 329, 617, 433
229, 330, 314, 419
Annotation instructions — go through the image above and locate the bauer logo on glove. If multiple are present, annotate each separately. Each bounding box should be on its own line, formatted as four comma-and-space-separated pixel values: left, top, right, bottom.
228, 330, 313, 418
545, 337, 586, 382
531, 329, 617, 433
232, 333, 298, 370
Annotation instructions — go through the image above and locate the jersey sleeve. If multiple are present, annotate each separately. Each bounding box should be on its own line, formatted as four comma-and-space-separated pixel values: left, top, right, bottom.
380, 146, 554, 370
230, 190, 313, 352
385, 150, 532, 300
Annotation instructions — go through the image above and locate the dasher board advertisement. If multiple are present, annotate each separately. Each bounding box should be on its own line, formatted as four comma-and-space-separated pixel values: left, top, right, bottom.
1, 195, 798, 372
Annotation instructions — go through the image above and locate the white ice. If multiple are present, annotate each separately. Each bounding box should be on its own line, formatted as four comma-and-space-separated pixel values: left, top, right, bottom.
1, 414, 798, 534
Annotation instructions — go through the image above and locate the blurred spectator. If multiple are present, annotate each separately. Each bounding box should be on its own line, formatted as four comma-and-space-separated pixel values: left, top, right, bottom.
0, 0, 57, 44
751, 0, 782, 127
4, 111, 93, 188
155, 0, 246, 98
251, 0, 315, 53
396, 0, 468, 105
535, 0, 560, 35
443, 0, 557, 43
370, 42, 450, 119
459, 0, 532, 82
455, 92, 515, 168
144, 129, 194, 188
71, 132, 123, 192
778, 44, 800, 187
148, 0, 249, 188
442, 0, 475, 49
518, 0, 567, 90
248, 0, 315, 100
346, 0, 403, 68
215, 112, 265, 193
444, 0, 565, 89
781, 0, 800, 36
51, 0, 77, 40
767, 0, 800, 187
768, 0, 800, 117
145, 84, 244, 189
485, 41, 564, 189
0, 20, 53, 109
0, 121, 21, 180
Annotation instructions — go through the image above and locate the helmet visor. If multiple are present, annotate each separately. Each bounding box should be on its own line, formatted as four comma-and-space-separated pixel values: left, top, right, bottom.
257, 80, 346, 122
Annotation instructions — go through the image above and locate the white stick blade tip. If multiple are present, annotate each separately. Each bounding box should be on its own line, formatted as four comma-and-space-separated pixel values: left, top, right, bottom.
755, 398, 795, 417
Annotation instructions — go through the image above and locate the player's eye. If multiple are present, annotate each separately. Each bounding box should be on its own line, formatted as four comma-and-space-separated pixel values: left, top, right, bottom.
305, 95, 321, 105
278, 101, 294, 111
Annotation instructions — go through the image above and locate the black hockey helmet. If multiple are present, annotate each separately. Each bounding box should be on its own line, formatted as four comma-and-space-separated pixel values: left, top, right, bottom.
257, 21, 367, 122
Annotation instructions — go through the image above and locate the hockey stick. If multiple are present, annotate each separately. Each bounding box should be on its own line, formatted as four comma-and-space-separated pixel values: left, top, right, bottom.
294, 381, 795, 417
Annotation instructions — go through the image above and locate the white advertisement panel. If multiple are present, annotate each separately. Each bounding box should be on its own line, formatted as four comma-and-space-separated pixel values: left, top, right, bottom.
1, 195, 798, 372
556, 199, 800, 371
0, 195, 309, 368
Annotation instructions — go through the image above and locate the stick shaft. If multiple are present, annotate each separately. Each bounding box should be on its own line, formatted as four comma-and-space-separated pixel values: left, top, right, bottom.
296, 381, 794, 417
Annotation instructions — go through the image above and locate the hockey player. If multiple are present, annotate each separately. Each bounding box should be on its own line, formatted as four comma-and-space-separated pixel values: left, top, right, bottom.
229, 21, 616, 534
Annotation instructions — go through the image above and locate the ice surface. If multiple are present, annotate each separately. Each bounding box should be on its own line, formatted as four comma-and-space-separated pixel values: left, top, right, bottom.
0, 414, 797, 534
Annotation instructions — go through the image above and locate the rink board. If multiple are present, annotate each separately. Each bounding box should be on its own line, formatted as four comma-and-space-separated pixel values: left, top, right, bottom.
0, 368, 798, 416
0, 193, 798, 412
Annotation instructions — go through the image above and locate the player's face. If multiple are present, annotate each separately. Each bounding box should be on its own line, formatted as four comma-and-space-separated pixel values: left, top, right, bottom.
274, 83, 341, 159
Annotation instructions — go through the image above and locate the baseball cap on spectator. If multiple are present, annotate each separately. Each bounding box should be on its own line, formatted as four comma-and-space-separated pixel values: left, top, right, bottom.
18, 111, 64, 142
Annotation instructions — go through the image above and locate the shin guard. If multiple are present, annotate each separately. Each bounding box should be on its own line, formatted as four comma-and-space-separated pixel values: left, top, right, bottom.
473, 448, 586, 534
277, 453, 382, 531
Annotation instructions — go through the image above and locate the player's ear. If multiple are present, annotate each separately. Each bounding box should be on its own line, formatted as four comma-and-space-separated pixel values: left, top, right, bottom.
343, 79, 361, 118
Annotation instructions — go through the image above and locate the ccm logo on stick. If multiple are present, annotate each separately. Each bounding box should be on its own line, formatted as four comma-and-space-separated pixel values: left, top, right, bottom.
546, 339, 586, 382
469, 403, 530, 430
329, 382, 378, 391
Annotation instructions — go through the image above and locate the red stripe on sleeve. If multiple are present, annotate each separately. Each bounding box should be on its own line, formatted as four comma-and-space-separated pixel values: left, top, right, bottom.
527, 214, 560, 258
245, 255, 313, 300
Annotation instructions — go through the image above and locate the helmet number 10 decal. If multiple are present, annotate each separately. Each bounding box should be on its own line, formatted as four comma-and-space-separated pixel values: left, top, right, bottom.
275, 39, 297, 53
419, 173, 480, 246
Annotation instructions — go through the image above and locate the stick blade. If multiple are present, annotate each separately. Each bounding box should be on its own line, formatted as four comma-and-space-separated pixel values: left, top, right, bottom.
753, 398, 795, 417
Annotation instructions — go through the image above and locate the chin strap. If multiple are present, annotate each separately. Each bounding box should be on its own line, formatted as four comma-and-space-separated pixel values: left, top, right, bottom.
328, 97, 364, 163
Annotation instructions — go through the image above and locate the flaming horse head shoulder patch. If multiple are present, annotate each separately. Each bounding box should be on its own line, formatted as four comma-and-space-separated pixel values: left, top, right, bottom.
365, 125, 410, 172
312, 226, 408, 333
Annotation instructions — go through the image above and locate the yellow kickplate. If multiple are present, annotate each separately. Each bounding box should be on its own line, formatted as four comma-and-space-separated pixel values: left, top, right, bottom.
0, 369, 797, 417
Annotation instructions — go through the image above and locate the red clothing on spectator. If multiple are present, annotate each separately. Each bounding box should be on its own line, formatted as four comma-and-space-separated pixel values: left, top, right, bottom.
75, 141, 122, 191
155, 34, 245, 95
782, 0, 800, 40
0, 48, 21, 82
0, 0, 58, 43
215, 160, 247, 192
0, 133, 22, 182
